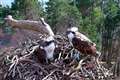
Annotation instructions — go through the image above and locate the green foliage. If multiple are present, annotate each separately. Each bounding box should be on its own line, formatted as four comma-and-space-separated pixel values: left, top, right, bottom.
2, 26, 15, 35
0, 6, 11, 18
46, 0, 59, 27
103, 0, 119, 16
0, 5, 12, 27
70, 0, 94, 17
92, 7, 104, 24
46, 0, 82, 31
11, 0, 44, 19
46, 0, 104, 49
73, 0, 93, 8
102, 0, 120, 41
1, 0, 119, 50
80, 17, 100, 49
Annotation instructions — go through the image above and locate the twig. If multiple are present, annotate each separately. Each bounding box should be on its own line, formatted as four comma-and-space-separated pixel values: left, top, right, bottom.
42, 69, 61, 80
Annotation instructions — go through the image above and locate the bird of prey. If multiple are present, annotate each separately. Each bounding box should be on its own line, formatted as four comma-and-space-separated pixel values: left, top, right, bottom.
34, 36, 56, 64
66, 27, 101, 71
66, 27, 97, 56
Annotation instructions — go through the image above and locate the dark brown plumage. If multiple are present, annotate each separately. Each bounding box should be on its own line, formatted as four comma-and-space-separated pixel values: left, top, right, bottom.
72, 37, 97, 56
34, 46, 47, 64
66, 27, 97, 56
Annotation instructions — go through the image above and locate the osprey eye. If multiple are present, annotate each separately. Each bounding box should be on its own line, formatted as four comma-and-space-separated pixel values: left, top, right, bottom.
71, 32, 75, 34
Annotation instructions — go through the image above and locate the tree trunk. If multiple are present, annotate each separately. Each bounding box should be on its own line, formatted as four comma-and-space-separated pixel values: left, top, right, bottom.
4, 15, 54, 37
112, 27, 120, 77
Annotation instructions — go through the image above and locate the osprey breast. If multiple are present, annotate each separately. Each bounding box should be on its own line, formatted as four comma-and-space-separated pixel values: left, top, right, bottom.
44, 42, 55, 59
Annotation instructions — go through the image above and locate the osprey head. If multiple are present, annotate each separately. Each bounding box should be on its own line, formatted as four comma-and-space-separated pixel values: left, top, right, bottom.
66, 27, 78, 41
68, 27, 78, 32
5, 15, 14, 21
43, 36, 55, 47
40, 17, 44, 21
45, 36, 54, 42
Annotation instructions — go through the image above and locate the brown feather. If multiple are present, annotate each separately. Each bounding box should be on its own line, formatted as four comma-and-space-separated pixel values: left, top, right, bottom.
72, 37, 97, 56
34, 46, 47, 64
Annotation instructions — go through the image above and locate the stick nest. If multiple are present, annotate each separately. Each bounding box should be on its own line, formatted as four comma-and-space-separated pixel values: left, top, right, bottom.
0, 35, 114, 80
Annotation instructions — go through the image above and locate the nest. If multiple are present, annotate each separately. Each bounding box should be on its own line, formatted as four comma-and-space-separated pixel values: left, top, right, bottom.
0, 35, 114, 80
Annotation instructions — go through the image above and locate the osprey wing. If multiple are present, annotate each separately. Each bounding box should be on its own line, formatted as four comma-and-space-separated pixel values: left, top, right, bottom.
34, 46, 47, 64
75, 32, 96, 46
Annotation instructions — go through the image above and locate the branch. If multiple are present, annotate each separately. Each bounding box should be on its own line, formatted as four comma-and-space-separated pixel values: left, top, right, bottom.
4, 15, 54, 36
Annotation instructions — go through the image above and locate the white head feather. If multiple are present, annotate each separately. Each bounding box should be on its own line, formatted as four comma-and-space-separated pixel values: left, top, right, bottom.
45, 36, 54, 42
68, 27, 78, 32
5, 15, 14, 20
40, 17, 44, 21
7, 15, 13, 19
67, 27, 78, 41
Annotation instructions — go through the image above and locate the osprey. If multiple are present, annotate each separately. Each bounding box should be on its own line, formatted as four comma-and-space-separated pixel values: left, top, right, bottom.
34, 36, 56, 64
66, 27, 97, 56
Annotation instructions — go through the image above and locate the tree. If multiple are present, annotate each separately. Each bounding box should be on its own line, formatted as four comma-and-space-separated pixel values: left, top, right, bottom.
0, 5, 13, 33
0, 6, 11, 19
71, 0, 104, 49
46, 0, 82, 33
11, 0, 44, 20
70, 0, 94, 17
10, 0, 45, 40
4, 15, 54, 36
100, 0, 120, 68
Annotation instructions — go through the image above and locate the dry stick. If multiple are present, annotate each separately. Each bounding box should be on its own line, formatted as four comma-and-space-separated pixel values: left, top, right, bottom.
75, 55, 89, 70
65, 48, 74, 59
69, 55, 92, 78
20, 45, 39, 59
17, 67, 22, 79
54, 74, 58, 80
51, 63, 62, 68
95, 52, 108, 79
8, 56, 48, 78
18, 58, 48, 74
83, 67, 96, 80
42, 70, 56, 80
12, 56, 19, 77
8, 55, 18, 71
32, 63, 48, 74
58, 52, 62, 60
7, 56, 19, 78
8, 62, 16, 71
42, 69, 62, 80
91, 52, 108, 79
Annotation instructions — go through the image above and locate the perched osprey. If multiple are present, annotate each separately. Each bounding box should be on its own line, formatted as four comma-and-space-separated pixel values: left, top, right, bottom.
34, 36, 56, 64
66, 27, 97, 56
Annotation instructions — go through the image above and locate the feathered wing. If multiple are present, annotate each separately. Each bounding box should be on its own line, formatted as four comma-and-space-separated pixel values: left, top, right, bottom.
34, 46, 47, 64
75, 32, 96, 46
72, 37, 97, 55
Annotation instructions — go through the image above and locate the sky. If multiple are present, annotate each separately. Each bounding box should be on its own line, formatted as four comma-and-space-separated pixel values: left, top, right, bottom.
0, 0, 48, 7
0, 0, 14, 6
